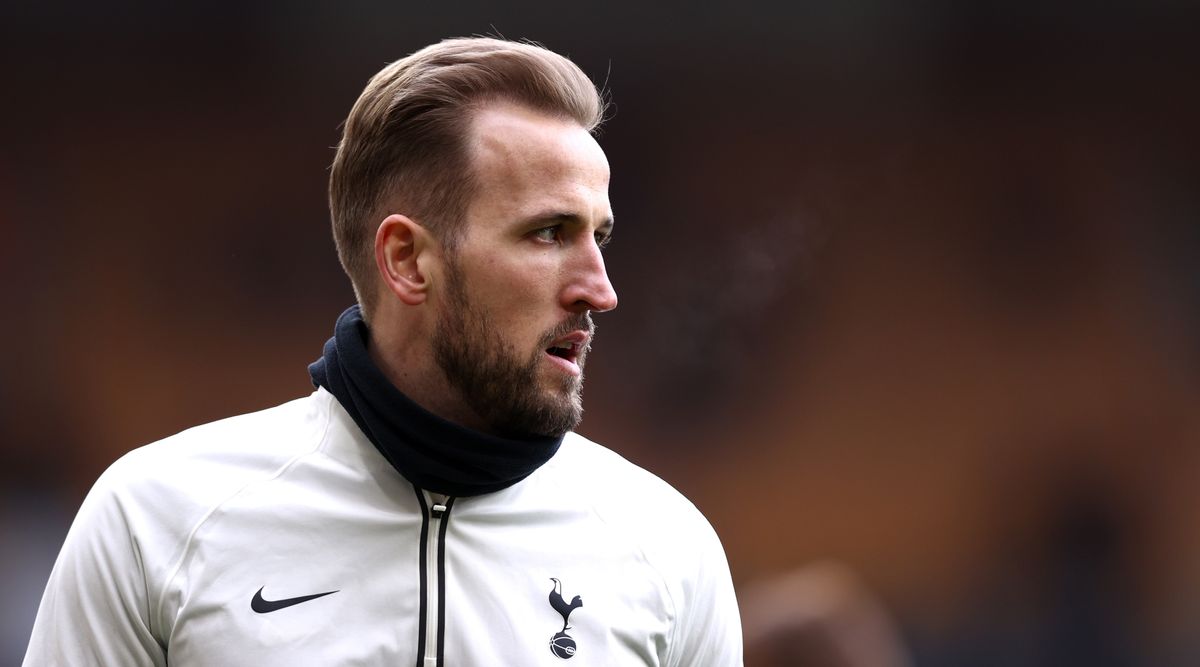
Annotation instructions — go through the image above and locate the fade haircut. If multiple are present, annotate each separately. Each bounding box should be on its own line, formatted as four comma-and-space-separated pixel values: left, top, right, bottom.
329, 37, 606, 317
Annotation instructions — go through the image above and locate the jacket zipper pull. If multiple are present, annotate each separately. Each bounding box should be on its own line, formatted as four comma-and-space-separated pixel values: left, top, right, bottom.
430, 503, 448, 518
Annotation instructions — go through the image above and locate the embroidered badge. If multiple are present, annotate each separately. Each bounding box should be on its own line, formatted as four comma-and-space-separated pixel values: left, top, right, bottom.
548, 577, 583, 659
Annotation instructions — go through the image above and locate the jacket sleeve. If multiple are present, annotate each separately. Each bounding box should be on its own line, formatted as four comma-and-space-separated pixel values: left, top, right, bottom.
23, 461, 167, 667
667, 515, 744, 667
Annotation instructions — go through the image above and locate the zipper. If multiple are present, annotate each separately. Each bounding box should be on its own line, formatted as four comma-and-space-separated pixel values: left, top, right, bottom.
414, 487, 455, 667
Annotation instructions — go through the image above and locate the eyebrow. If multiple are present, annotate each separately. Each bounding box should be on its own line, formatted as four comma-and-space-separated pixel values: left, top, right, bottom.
521, 211, 614, 232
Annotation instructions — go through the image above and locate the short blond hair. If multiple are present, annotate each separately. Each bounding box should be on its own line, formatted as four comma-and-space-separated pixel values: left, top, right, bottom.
329, 37, 606, 315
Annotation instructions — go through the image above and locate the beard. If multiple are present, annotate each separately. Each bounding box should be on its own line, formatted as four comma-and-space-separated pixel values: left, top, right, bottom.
433, 263, 593, 438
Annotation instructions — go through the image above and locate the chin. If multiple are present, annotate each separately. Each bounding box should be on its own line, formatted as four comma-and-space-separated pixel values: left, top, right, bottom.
539, 391, 584, 434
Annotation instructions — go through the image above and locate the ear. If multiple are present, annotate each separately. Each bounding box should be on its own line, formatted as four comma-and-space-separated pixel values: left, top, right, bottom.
375, 214, 434, 306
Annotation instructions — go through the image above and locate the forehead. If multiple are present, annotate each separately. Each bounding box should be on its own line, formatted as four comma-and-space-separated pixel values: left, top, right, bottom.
465, 102, 611, 222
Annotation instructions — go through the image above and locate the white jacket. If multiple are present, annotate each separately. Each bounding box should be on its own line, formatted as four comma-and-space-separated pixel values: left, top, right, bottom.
24, 389, 742, 666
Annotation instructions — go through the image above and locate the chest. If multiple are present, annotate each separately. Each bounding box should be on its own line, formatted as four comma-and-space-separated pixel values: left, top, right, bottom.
161, 493, 671, 666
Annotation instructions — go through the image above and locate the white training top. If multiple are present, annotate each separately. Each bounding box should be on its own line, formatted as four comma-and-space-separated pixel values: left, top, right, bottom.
24, 388, 743, 666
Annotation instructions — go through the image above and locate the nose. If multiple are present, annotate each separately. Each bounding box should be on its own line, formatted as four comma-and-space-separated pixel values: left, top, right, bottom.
562, 239, 618, 314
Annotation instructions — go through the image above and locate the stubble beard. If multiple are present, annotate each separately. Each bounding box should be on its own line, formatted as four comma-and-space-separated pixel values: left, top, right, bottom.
433, 264, 591, 438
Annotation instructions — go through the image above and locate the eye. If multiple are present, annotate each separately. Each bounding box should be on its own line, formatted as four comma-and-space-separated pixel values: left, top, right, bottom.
531, 226, 560, 243
595, 231, 613, 249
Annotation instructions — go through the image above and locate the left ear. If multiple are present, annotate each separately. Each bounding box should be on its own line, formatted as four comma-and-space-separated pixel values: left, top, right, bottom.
374, 214, 435, 306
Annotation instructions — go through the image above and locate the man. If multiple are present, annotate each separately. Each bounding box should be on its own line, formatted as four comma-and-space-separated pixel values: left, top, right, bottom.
24, 37, 742, 666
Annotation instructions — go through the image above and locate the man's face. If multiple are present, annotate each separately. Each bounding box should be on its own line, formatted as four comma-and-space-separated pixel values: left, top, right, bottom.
432, 102, 617, 437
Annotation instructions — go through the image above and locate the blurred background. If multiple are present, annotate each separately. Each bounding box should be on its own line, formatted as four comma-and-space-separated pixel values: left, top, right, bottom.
3, 1, 1199, 664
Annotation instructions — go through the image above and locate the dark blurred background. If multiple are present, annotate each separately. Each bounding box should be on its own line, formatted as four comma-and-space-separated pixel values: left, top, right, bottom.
3, 2, 1199, 665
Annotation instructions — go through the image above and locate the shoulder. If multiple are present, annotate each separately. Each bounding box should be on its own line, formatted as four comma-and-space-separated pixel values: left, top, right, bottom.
551, 433, 703, 512
107, 389, 334, 491
546, 433, 726, 570
545, 433, 742, 665
86, 389, 339, 567
26, 390, 343, 660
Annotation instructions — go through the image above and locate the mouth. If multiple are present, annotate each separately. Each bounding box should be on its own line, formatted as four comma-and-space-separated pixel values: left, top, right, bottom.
543, 331, 590, 375
546, 341, 581, 363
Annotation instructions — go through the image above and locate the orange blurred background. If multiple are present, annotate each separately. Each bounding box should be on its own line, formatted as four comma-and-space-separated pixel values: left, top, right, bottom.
3, 3, 1199, 665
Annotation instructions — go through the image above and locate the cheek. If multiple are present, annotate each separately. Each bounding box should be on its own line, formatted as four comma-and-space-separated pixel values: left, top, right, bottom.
466, 262, 559, 336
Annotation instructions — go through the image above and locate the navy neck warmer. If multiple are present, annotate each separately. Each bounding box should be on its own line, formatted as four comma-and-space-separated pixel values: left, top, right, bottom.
308, 306, 564, 497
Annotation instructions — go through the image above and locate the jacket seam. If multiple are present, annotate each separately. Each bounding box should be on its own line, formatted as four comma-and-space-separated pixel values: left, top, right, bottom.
152, 394, 336, 640
584, 501, 680, 665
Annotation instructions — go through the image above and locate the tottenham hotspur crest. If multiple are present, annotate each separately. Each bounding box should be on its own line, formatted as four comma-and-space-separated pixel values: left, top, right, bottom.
548, 578, 583, 659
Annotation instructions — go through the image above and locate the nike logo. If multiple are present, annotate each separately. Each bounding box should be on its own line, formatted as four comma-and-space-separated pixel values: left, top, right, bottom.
251, 586, 339, 613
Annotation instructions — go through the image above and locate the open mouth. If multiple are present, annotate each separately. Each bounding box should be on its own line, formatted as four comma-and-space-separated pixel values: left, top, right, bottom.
543, 327, 591, 376
545, 342, 580, 364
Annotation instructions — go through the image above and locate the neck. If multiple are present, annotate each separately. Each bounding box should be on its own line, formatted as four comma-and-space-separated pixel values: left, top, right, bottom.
308, 305, 564, 496
367, 305, 495, 435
